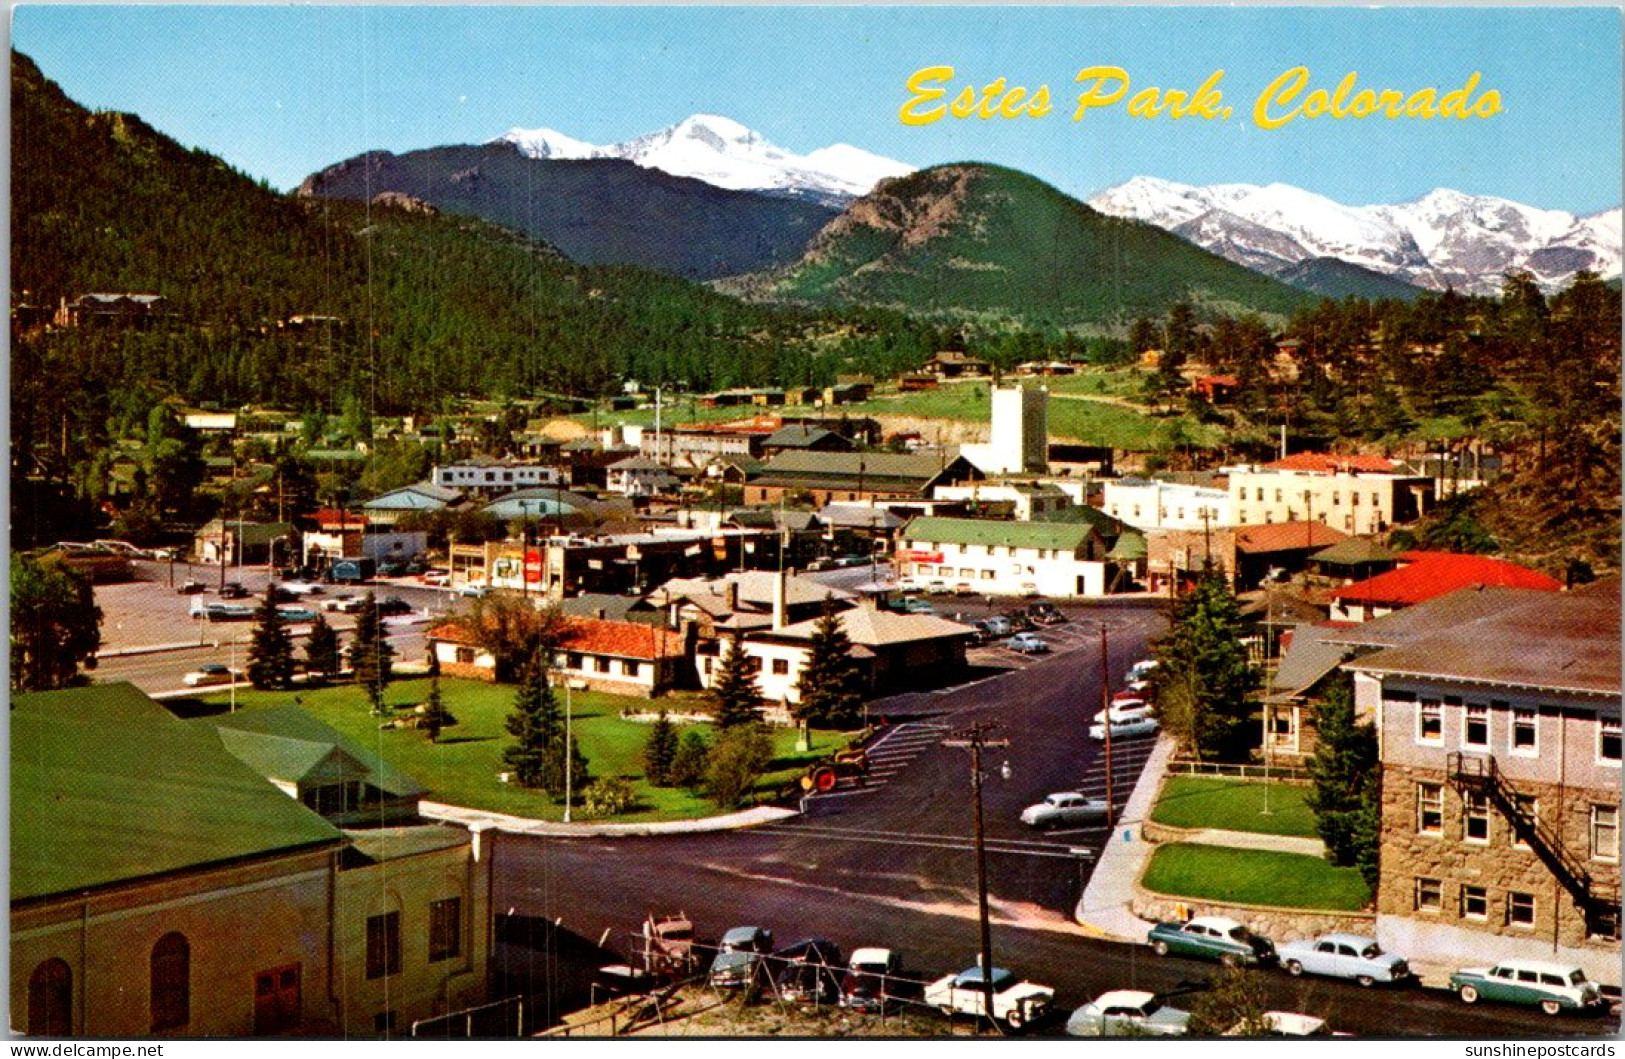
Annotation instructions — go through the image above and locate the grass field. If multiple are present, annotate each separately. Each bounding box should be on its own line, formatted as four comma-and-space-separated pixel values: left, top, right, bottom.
192, 678, 849, 822
1151, 776, 1319, 838
1141, 843, 1371, 911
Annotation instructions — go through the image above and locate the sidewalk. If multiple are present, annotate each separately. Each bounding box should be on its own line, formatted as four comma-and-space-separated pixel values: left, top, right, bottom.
419, 800, 798, 837
1073, 734, 1176, 941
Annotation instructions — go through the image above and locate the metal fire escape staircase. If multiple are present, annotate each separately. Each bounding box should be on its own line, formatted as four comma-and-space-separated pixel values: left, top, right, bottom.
1448, 752, 1620, 921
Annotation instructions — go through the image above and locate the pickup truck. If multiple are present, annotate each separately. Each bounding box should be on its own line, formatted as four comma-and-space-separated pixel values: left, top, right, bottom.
923, 965, 1053, 1031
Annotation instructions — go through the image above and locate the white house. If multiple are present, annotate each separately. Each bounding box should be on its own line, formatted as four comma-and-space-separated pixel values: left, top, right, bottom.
1102, 476, 1233, 531
606, 456, 679, 498
896, 516, 1125, 597
433, 458, 565, 496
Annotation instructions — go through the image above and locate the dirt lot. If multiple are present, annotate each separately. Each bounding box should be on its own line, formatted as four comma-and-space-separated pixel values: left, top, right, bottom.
551, 987, 971, 1038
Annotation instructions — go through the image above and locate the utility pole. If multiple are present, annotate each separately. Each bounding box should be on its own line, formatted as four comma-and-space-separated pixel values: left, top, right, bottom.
1099, 623, 1115, 830
942, 722, 1010, 1033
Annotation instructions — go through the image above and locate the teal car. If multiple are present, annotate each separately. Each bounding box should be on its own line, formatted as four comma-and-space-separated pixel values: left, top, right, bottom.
1449, 959, 1603, 1016
1147, 915, 1276, 966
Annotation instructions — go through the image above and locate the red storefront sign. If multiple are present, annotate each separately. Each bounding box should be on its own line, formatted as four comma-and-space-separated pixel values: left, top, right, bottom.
897, 550, 944, 564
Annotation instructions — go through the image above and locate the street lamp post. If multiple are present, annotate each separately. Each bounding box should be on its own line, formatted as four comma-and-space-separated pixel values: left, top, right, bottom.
1099, 622, 1116, 830
943, 722, 1010, 1033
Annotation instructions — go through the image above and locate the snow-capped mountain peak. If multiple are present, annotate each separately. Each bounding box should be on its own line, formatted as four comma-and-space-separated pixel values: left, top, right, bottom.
1089, 175, 1619, 294
496, 114, 912, 205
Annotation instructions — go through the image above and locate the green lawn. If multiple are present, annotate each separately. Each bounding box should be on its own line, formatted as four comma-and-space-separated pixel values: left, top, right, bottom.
191, 678, 849, 822
1142, 843, 1371, 911
1151, 776, 1319, 838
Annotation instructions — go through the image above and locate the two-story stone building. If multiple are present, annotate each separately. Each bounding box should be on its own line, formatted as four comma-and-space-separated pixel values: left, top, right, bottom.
1345, 581, 1620, 984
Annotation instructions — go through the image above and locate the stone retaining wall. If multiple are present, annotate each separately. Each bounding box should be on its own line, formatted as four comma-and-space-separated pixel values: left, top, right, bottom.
1130, 889, 1376, 941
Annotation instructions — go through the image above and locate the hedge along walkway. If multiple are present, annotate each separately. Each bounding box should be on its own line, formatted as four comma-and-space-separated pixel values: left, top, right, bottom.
1141, 843, 1370, 911
1150, 776, 1318, 838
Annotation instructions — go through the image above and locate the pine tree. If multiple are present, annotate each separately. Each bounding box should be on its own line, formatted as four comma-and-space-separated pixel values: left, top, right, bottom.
347, 593, 395, 715
1149, 570, 1258, 761
709, 640, 764, 729
793, 604, 866, 729
10, 552, 102, 692
1306, 675, 1380, 881
421, 653, 455, 742
303, 612, 341, 681
643, 710, 679, 786
705, 723, 774, 809
670, 729, 712, 789
247, 594, 296, 690
503, 655, 589, 799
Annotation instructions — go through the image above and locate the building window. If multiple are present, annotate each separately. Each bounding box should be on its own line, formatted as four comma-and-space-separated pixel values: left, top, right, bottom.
595, 657, 611, 674
1511, 707, 1537, 755
151, 932, 190, 1031
1461, 885, 1488, 920
429, 898, 462, 962
1600, 717, 1621, 764
1591, 805, 1619, 863
771, 658, 789, 676
455, 646, 476, 665
1417, 783, 1443, 834
1417, 699, 1443, 743
566, 653, 582, 670
29, 958, 72, 1037
1506, 892, 1536, 928
1463, 791, 1490, 843
622, 660, 641, 677
981, 570, 994, 580
1512, 794, 1537, 850
366, 912, 401, 979
1464, 703, 1489, 748
1415, 877, 1442, 912
1586, 906, 1621, 942
1274, 489, 1283, 502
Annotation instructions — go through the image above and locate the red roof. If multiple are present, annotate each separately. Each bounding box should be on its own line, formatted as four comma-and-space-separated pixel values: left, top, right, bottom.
562, 618, 687, 661
313, 507, 368, 529
1233, 521, 1348, 554
1332, 552, 1563, 607
430, 618, 686, 661
1262, 453, 1400, 474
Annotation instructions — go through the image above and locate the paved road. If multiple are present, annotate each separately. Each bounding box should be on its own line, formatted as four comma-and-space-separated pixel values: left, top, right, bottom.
488, 604, 1613, 1037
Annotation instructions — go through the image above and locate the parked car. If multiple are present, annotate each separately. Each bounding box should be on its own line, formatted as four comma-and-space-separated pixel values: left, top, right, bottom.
321, 594, 358, 612
191, 599, 255, 621
457, 583, 490, 598
922, 965, 1053, 1031
1277, 933, 1411, 987
902, 598, 937, 615
1449, 959, 1604, 1015
840, 948, 902, 1013
953, 582, 977, 596
1126, 659, 1158, 682
182, 664, 242, 688
1254, 1011, 1335, 1037
773, 939, 843, 1004
1027, 600, 1066, 625
277, 580, 323, 596
1089, 715, 1160, 740
1005, 632, 1049, 654
375, 596, 415, 617
277, 607, 319, 623
1147, 916, 1276, 966
1094, 700, 1152, 724
1066, 989, 1191, 1037
924, 579, 951, 595
708, 926, 775, 989
1002, 610, 1035, 632
1020, 792, 1110, 830
218, 582, 249, 599
981, 615, 1013, 637
376, 560, 405, 577
177, 580, 206, 595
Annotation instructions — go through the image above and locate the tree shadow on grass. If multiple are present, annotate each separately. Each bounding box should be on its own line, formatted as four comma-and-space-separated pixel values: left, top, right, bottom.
429, 735, 496, 745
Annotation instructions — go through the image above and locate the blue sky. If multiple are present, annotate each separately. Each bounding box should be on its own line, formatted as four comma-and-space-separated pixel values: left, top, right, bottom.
12, 6, 1622, 213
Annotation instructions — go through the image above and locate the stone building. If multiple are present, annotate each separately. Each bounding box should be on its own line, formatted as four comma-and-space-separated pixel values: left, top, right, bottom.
1346, 580, 1620, 984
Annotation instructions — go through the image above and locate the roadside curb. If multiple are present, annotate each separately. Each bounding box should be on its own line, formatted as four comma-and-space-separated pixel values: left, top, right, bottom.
97, 641, 210, 659
419, 800, 799, 837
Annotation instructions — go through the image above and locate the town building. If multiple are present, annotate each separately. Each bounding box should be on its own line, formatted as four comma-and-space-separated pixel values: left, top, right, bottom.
896, 515, 1137, 597
11, 684, 492, 1038
427, 619, 687, 697
301, 509, 427, 569
932, 480, 1072, 522
961, 385, 1048, 476
433, 458, 566, 497
1343, 582, 1621, 984
760, 424, 855, 456
1328, 551, 1564, 623
1145, 521, 1346, 593
1103, 476, 1233, 532
1226, 453, 1434, 535
605, 455, 680, 498
743, 451, 983, 507
362, 481, 466, 527
193, 519, 298, 567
